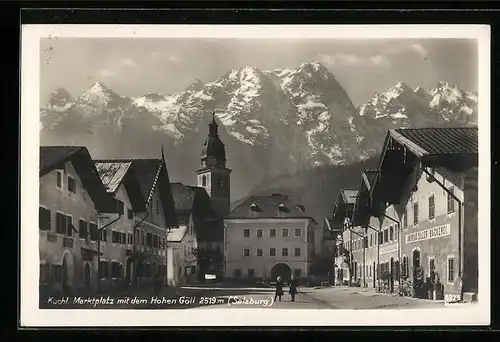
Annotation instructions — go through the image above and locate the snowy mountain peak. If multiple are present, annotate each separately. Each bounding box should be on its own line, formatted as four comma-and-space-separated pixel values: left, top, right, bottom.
186, 79, 205, 92
77, 81, 120, 106
47, 87, 73, 108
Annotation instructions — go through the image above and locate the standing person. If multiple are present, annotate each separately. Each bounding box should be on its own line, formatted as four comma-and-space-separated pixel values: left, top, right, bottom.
274, 276, 284, 302
289, 275, 298, 302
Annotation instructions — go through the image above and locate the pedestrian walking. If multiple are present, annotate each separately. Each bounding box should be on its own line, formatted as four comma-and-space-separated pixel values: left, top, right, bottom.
289, 275, 298, 302
274, 276, 284, 302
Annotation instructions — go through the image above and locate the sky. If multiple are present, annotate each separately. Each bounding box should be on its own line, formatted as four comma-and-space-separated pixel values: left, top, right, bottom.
40, 38, 478, 107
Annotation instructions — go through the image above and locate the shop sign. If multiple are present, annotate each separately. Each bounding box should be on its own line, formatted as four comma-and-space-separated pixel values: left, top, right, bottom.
380, 243, 398, 255
405, 224, 451, 244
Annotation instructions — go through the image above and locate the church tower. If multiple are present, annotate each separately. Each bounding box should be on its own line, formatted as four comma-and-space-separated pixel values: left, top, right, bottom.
196, 111, 232, 217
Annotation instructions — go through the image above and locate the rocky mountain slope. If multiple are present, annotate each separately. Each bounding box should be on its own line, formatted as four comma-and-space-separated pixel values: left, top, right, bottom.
40, 61, 478, 201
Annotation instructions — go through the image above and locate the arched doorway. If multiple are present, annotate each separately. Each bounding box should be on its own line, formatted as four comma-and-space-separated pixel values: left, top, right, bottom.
270, 263, 292, 283
412, 249, 421, 271
84, 262, 91, 291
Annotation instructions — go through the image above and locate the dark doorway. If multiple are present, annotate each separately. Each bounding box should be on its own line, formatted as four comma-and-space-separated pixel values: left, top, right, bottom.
412, 249, 421, 269
84, 263, 91, 290
390, 258, 395, 293
270, 263, 292, 283
373, 262, 376, 287
62, 258, 69, 294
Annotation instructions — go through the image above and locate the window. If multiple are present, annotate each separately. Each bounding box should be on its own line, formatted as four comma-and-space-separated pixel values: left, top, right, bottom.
55, 213, 65, 234
282, 228, 289, 237
89, 222, 98, 241
364, 237, 368, 248
39, 207, 51, 231
202, 175, 207, 186
234, 269, 242, 278
99, 261, 108, 279
244, 248, 250, 257
389, 226, 394, 241
413, 202, 419, 225
98, 228, 105, 242
447, 257, 454, 283
294, 269, 302, 278
270, 248, 276, 256
127, 209, 133, 220
378, 232, 383, 245
243, 229, 250, 237
147, 232, 153, 247
248, 269, 255, 278
429, 258, 436, 280
270, 229, 277, 237
447, 187, 455, 213
78, 219, 87, 239
403, 209, 408, 229
127, 233, 133, 244
257, 229, 263, 238
294, 228, 302, 237
257, 248, 263, 256
56, 171, 63, 189
428, 195, 435, 220
121, 232, 127, 245
294, 248, 301, 257
67, 176, 76, 193
282, 248, 288, 257
112, 231, 120, 243
63, 215, 73, 237
369, 234, 372, 247
115, 200, 124, 215
384, 229, 388, 243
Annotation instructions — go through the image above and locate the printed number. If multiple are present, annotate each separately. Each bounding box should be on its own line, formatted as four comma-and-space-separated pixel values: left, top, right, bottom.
199, 297, 216, 305
445, 294, 460, 302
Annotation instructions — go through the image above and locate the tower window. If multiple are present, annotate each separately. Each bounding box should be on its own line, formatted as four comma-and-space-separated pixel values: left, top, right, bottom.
202, 175, 206, 186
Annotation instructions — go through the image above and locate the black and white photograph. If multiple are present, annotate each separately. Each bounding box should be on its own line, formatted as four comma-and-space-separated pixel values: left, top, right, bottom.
20, 24, 490, 326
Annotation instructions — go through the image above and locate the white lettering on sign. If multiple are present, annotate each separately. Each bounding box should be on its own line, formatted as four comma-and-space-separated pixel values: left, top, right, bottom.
380, 243, 398, 255
405, 224, 451, 244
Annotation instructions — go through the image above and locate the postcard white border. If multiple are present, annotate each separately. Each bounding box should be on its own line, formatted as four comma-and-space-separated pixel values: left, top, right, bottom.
21, 24, 491, 327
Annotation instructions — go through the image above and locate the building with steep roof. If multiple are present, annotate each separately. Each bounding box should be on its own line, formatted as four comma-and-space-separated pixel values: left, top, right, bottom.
39, 146, 116, 296
224, 193, 318, 284
349, 127, 478, 301
94, 148, 178, 289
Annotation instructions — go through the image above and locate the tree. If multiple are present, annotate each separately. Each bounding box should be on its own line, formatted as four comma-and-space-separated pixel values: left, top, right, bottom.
191, 246, 224, 280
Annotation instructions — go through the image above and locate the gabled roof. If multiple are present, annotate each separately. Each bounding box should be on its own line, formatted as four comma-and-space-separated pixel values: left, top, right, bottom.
94, 161, 146, 212
341, 189, 358, 205
361, 169, 379, 193
95, 162, 132, 193
167, 226, 188, 243
171, 182, 196, 214
228, 193, 317, 223
94, 157, 178, 227
390, 127, 478, 158
39, 146, 114, 212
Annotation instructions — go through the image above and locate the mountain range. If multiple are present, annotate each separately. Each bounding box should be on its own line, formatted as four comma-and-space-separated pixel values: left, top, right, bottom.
40, 61, 478, 206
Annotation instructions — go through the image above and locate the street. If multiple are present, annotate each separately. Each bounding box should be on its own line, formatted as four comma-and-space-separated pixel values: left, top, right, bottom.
40, 283, 458, 310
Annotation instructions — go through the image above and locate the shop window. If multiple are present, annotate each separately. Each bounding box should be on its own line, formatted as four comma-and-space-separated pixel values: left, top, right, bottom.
447, 257, 454, 283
